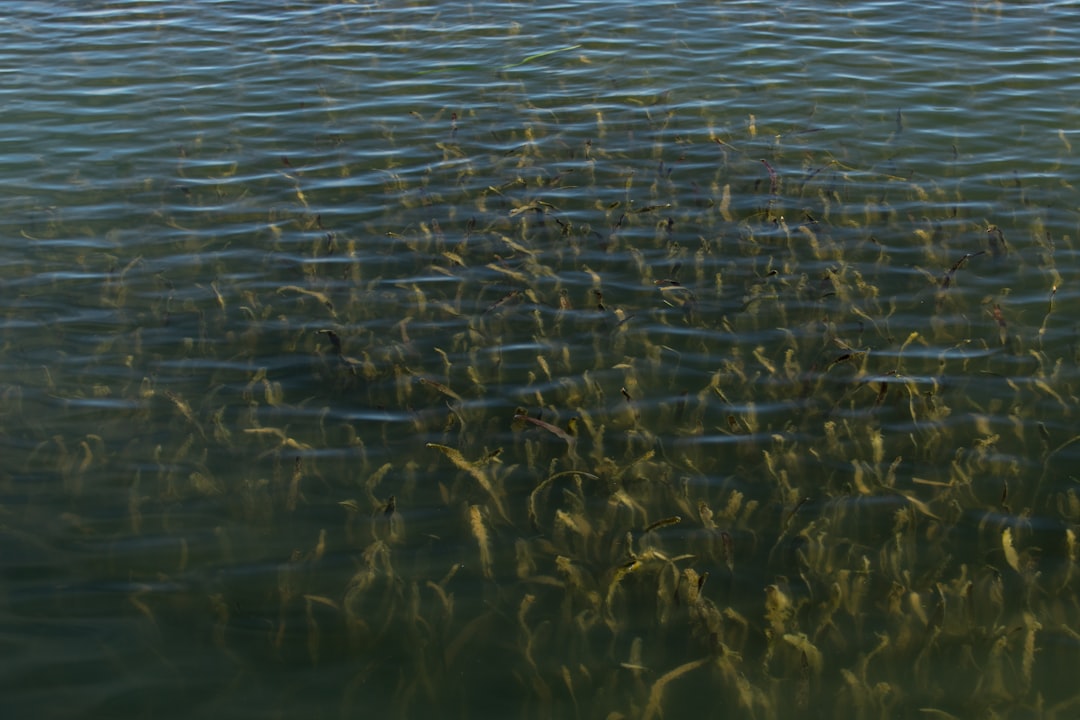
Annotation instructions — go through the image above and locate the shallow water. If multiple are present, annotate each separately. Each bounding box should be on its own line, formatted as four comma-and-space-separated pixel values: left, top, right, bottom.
3, 1, 1080, 718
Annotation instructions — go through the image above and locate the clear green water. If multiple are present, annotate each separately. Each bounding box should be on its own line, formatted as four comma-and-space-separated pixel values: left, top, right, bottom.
3, 1, 1080, 718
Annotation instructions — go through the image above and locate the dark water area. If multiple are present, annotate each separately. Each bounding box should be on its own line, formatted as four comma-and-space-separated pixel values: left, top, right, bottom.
2, 1, 1080, 718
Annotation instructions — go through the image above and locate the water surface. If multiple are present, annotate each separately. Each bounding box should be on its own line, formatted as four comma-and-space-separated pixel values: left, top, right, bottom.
3, 2, 1080, 718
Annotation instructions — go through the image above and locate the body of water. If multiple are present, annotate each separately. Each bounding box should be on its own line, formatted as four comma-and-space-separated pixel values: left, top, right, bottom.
2, 1, 1080, 718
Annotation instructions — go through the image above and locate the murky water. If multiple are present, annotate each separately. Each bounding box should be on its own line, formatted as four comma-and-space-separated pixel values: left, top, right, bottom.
3, 1, 1080, 718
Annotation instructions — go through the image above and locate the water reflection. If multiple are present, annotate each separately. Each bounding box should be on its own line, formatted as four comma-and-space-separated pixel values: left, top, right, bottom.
3, 1, 1080, 719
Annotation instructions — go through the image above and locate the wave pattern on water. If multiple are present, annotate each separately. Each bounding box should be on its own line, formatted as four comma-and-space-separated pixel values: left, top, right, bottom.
2, 1, 1080, 719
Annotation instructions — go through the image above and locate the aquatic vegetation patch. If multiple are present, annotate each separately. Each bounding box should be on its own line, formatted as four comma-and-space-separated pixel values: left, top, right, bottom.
5, 94, 1080, 720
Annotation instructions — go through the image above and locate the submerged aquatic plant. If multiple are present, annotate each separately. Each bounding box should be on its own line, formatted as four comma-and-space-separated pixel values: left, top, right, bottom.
7, 72, 1080, 720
